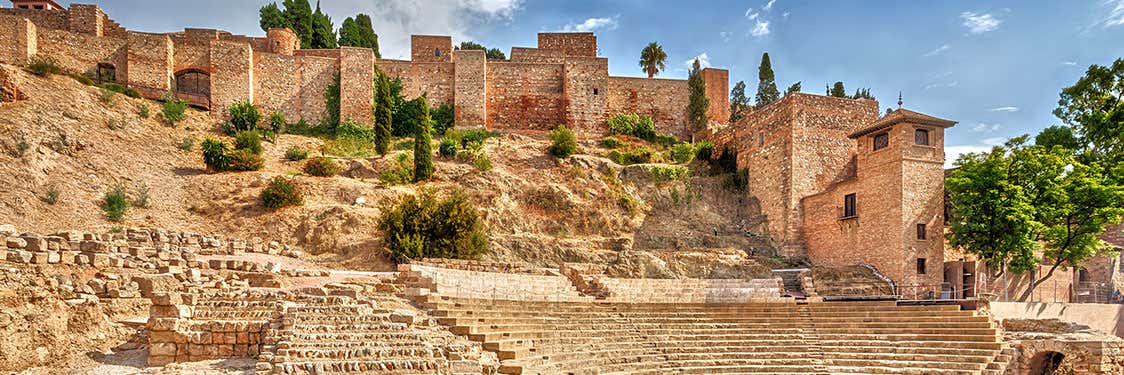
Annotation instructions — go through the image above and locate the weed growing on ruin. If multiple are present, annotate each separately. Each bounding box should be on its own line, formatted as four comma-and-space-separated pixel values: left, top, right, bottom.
268, 113, 287, 133
647, 165, 690, 183
227, 149, 264, 171
133, 184, 150, 208
161, 92, 188, 127
285, 146, 308, 161
669, 143, 697, 164
473, 153, 493, 171
69, 73, 95, 86
234, 131, 264, 155
42, 186, 60, 205
178, 136, 195, 152
548, 125, 577, 158
601, 174, 639, 213
227, 101, 261, 134
107, 116, 127, 130
109, 226, 123, 234
261, 177, 302, 209
138, 103, 151, 119
102, 184, 131, 222
99, 87, 117, 106
303, 156, 341, 177
438, 138, 457, 158
609, 147, 659, 165
379, 153, 414, 185
27, 56, 61, 77
379, 189, 488, 262
99, 83, 140, 98
201, 138, 231, 171
13, 136, 30, 157
600, 137, 623, 149
694, 141, 714, 161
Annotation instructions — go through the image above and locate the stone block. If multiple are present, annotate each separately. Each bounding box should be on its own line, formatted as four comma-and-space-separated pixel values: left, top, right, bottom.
150, 304, 191, 319
22, 236, 46, 251
29, 252, 50, 264
0, 224, 15, 236
5, 237, 26, 249
149, 342, 177, 357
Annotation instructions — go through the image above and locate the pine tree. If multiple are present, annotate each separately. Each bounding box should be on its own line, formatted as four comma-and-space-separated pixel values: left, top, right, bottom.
413, 97, 434, 182
686, 59, 710, 131
785, 81, 801, 95
374, 73, 393, 155
829, 81, 847, 97
259, 3, 287, 32
281, 0, 314, 49
754, 52, 780, 107
851, 88, 875, 100
338, 14, 380, 57
729, 81, 750, 123
310, 2, 337, 49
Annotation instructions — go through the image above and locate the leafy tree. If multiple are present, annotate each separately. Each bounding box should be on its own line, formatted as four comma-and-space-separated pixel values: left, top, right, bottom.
1035, 125, 1079, 151
374, 74, 393, 155
686, 59, 710, 131
885, 108, 894, 116
785, 81, 801, 95
259, 3, 287, 32
755, 52, 780, 107
729, 81, 750, 123
639, 42, 667, 78
378, 189, 488, 261
432, 104, 455, 136
829, 81, 847, 97
457, 41, 486, 50
338, 14, 380, 57
1053, 58, 1124, 178
485, 48, 506, 60
413, 97, 434, 182
851, 88, 875, 100
323, 74, 341, 130
310, 1, 337, 49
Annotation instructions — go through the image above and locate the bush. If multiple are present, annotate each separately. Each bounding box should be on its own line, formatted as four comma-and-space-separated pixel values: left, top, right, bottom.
548, 124, 577, 158
161, 92, 188, 126
133, 184, 150, 208
379, 153, 413, 185
138, 104, 151, 119
303, 156, 341, 177
228, 149, 264, 171
379, 190, 488, 262
694, 140, 714, 161
647, 165, 690, 182
458, 129, 494, 150
201, 138, 231, 172
472, 152, 493, 171
234, 131, 263, 155
438, 138, 457, 158
268, 112, 287, 133
432, 104, 455, 136
106, 116, 127, 130
654, 133, 679, 147
261, 177, 302, 209
178, 136, 194, 152
285, 146, 308, 161
600, 137, 623, 149
27, 56, 61, 77
634, 116, 657, 141
608, 113, 640, 136
336, 119, 373, 140
42, 186, 60, 205
69, 73, 95, 86
227, 101, 261, 134
609, 147, 657, 165
669, 143, 696, 164
99, 83, 140, 98
102, 184, 130, 222
99, 86, 117, 105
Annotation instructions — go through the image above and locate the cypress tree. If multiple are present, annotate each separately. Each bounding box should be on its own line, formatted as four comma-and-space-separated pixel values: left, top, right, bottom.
785, 81, 801, 95
259, 3, 287, 32
754, 52, 780, 107
374, 74, 393, 155
413, 97, 434, 182
829, 81, 847, 97
281, 0, 313, 49
338, 14, 380, 57
686, 59, 710, 131
729, 81, 750, 123
310, 1, 337, 49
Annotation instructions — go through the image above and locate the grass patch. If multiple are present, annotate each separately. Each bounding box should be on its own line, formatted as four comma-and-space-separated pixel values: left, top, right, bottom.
379, 153, 414, 185
27, 56, 61, 77
102, 184, 130, 222
285, 146, 309, 161
646, 165, 690, 183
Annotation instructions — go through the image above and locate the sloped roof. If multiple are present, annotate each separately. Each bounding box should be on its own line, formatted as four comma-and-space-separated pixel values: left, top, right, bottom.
848, 108, 957, 139
11, 0, 64, 10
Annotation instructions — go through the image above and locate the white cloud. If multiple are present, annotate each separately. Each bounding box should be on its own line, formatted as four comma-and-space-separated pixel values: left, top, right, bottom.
989, 106, 1019, 112
960, 12, 1002, 34
923, 44, 951, 57
720, 31, 731, 42
1062, 61, 1078, 66
764, 0, 777, 11
748, 12, 760, 20
783, 12, 791, 18
325, 0, 522, 59
751, 20, 770, 37
1104, 0, 1124, 27
561, 16, 618, 32
685, 53, 711, 69
924, 81, 959, 90
744, 8, 754, 18
972, 123, 1001, 132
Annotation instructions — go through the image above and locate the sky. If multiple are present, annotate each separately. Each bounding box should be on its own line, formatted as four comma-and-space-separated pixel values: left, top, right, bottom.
53, 0, 1124, 166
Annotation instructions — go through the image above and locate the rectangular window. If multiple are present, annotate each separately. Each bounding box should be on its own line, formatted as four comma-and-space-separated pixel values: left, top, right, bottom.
758, 133, 764, 146
915, 128, 930, 145
873, 133, 889, 151
917, 258, 927, 274
843, 193, 857, 218
916, 223, 927, 240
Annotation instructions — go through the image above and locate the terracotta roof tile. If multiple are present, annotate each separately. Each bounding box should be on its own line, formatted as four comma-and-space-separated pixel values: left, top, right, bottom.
849, 108, 957, 138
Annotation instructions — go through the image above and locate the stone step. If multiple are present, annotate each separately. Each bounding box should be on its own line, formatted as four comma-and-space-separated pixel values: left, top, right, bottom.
269, 359, 448, 374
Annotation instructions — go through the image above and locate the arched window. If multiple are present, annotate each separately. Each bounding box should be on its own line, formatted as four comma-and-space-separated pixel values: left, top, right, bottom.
435, 48, 441, 57
175, 69, 210, 98
94, 63, 116, 82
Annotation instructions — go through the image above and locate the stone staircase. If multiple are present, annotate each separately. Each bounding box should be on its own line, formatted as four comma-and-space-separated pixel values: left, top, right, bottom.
419, 296, 1008, 375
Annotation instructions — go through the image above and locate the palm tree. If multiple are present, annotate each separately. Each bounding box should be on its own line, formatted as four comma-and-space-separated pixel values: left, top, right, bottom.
639, 42, 667, 78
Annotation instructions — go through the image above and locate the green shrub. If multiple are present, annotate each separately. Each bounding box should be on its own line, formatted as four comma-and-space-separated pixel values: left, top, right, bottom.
133, 184, 150, 208
138, 104, 151, 119
161, 92, 188, 126
634, 116, 657, 141
472, 152, 493, 171
106, 116, 127, 130
379, 189, 488, 262
99, 83, 140, 98
27, 56, 61, 77
99, 86, 117, 105
670, 143, 696, 164
413, 99, 434, 182
15, 137, 30, 157
548, 125, 577, 158
201, 138, 231, 172
178, 136, 195, 152
600, 137, 623, 149
609, 147, 658, 165
438, 138, 457, 157
431, 103, 455, 136
234, 131, 263, 155
695, 140, 714, 161
647, 165, 690, 182
228, 149, 264, 171
608, 113, 640, 136
654, 133, 679, 147
323, 74, 341, 130
335, 119, 373, 140
261, 177, 302, 209
227, 101, 261, 134
323, 138, 377, 158
285, 146, 308, 161
268, 112, 287, 133
303, 156, 341, 177
69, 73, 95, 86
102, 184, 130, 222
42, 186, 60, 205
379, 153, 414, 185
458, 129, 494, 150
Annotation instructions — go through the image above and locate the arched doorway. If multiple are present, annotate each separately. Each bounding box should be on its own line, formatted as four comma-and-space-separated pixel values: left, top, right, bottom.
1029, 351, 1066, 375
174, 69, 211, 109
93, 63, 116, 83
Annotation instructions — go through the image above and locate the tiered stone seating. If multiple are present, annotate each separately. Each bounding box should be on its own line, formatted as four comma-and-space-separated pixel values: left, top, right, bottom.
264, 292, 480, 374
422, 296, 1006, 375
595, 277, 786, 303
402, 264, 592, 302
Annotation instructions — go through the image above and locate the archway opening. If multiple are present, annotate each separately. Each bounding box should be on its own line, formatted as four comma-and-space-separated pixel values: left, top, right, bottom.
1029, 351, 1066, 375
174, 69, 211, 109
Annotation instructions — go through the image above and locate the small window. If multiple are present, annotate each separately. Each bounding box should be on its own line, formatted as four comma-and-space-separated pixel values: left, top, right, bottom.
873, 133, 889, 151
18, 5, 29, 9
916, 223, 927, 240
1078, 269, 1088, 282
917, 258, 927, 274
33, 5, 44, 9
94, 63, 116, 82
758, 133, 764, 146
843, 193, 857, 218
435, 48, 441, 57
592, 88, 599, 95
915, 128, 930, 145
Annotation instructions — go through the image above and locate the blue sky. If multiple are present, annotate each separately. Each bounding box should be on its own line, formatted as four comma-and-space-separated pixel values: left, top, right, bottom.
54, 0, 1124, 165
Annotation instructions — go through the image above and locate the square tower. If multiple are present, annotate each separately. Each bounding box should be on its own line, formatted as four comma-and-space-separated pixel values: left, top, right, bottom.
411, 35, 452, 63
537, 32, 597, 57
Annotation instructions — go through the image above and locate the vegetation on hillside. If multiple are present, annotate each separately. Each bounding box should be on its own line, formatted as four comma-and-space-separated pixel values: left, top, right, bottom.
379, 190, 488, 262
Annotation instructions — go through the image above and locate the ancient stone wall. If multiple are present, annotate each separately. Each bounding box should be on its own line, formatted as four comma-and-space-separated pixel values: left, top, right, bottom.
377, 59, 455, 107
295, 55, 336, 122
702, 68, 729, 124
338, 47, 374, 125
606, 77, 690, 139
265, 28, 298, 56
486, 62, 565, 131
411, 35, 451, 63
208, 40, 253, 115
562, 57, 609, 136
538, 32, 596, 57
253, 52, 302, 121
125, 32, 172, 95
509, 47, 564, 64
0, 7, 67, 30
171, 43, 208, 74
37, 27, 126, 78
0, 15, 37, 66
453, 49, 487, 128
67, 3, 103, 36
